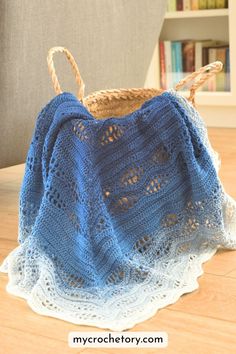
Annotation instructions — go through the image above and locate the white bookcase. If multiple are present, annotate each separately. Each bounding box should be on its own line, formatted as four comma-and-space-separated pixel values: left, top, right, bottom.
144, 0, 236, 127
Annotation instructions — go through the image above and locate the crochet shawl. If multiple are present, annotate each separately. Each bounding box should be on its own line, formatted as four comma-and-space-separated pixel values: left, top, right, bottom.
1, 89, 236, 331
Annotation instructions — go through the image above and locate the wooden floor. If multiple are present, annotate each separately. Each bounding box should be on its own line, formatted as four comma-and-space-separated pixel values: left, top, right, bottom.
0, 128, 236, 354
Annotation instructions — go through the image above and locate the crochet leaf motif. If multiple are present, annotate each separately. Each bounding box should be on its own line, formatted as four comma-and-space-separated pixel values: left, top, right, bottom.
145, 174, 169, 195
111, 195, 138, 213
73, 121, 89, 141
120, 166, 144, 186
100, 124, 124, 145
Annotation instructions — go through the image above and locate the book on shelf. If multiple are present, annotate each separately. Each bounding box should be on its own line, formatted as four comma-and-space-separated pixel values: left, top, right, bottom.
183, 0, 191, 11
167, 0, 176, 11
164, 41, 172, 88
208, 45, 229, 91
225, 47, 230, 91
159, 39, 230, 92
167, 0, 228, 11
182, 41, 195, 73
159, 41, 166, 89
172, 41, 183, 85
216, 0, 228, 8
207, 0, 216, 9
177, 0, 183, 11
199, 0, 207, 9
191, 0, 199, 10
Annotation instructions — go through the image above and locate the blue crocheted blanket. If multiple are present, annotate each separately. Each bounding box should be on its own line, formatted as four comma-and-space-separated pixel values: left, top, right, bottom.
1, 89, 236, 330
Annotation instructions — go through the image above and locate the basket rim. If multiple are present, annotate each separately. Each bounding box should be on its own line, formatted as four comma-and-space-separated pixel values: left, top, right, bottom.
83, 87, 164, 103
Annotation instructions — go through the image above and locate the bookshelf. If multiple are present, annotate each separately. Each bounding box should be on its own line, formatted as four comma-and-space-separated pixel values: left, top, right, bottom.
165, 8, 229, 19
144, 0, 236, 127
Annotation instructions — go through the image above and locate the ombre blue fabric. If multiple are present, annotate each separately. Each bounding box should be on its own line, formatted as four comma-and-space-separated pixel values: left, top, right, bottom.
1, 89, 236, 330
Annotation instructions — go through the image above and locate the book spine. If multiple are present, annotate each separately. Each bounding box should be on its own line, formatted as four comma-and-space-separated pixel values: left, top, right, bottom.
191, 0, 199, 10
225, 47, 230, 91
171, 42, 177, 86
195, 42, 202, 70
182, 41, 195, 74
208, 48, 217, 91
202, 47, 209, 66
175, 42, 183, 83
207, 0, 216, 8
176, 0, 183, 11
159, 41, 166, 90
202, 46, 210, 91
183, 0, 191, 11
167, 0, 177, 11
199, 0, 208, 9
195, 42, 203, 91
215, 48, 226, 91
215, 0, 226, 8
164, 41, 172, 88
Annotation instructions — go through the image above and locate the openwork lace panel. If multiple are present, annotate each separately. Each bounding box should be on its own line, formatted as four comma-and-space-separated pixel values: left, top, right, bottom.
1, 89, 236, 331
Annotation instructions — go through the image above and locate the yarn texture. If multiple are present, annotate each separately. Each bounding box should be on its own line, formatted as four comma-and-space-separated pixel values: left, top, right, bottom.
1, 89, 236, 331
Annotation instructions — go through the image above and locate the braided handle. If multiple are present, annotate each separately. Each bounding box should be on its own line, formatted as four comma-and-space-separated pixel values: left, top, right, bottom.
47, 46, 85, 102
174, 61, 223, 106
47, 47, 223, 108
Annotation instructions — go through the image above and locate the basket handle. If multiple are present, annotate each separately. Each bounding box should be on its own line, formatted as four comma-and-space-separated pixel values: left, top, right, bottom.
47, 46, 85, 102
174, 61, 223, 106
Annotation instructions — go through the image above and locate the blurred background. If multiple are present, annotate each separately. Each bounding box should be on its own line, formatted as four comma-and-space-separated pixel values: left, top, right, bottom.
0, 0, 167, 168
1, 0, 235, 169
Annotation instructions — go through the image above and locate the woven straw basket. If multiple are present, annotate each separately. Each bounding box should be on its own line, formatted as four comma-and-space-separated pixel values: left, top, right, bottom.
47, 46, 223, 118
